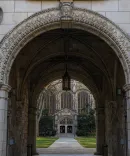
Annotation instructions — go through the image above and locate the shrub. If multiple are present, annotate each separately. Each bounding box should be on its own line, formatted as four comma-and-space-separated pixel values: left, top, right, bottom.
76, 108, 96, 136
39, 115, 55, 136
76, 129, 88, 136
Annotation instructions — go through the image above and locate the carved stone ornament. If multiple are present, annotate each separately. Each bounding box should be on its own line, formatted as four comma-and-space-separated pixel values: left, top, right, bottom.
123, 84, 130, 92
60, 2, 73, 21
0, 83, 11, 92
0, 7, 130, 85
123, 84, 130, 98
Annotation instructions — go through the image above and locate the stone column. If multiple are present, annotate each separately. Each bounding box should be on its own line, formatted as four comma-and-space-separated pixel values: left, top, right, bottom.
0, 84, 11, 156
28, 107, 38, 155
123, 84, 130, 156
94, 107, 105, 155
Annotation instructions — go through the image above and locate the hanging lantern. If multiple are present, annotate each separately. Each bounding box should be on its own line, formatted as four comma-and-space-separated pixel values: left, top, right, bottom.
62, 30, 71, 91
62, 70, 71, 91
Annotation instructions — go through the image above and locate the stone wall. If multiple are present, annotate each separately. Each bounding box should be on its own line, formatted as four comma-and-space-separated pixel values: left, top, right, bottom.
105, 99, 126, 156
0, 0, 130, 41
8, 82, 29, 156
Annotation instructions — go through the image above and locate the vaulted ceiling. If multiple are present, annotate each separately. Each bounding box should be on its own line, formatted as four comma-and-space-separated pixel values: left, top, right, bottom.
9, 28, 125, 104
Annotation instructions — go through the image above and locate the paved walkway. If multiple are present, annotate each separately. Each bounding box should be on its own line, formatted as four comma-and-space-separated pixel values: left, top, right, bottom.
37, 137, 96, 155
49, 137, 84, 148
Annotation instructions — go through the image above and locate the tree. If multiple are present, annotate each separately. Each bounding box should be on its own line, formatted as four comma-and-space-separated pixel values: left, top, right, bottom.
39, 109, 56, 136
76, 108, 96, 136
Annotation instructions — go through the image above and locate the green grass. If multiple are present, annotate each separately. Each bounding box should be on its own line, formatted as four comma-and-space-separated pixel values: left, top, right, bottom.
75, 137, 96, 148
36, 137, 58, 148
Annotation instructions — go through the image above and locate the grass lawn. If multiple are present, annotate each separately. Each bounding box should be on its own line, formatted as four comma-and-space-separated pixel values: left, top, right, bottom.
36, 137, 58, 148
76, 137, 96, 148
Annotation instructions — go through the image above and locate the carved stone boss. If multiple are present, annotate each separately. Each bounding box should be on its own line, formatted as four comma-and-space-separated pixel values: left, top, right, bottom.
60, 1, 73, 21
60, 1, 73, 28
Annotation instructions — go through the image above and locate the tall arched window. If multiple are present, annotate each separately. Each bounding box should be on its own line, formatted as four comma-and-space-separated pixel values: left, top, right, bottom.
0, 8, 3, 24
78, 91, 88, 113
44, 92, 56, 114
61, 92, 73, 109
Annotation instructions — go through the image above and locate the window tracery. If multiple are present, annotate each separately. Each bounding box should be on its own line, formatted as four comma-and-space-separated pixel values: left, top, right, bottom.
37, 79, 95, 116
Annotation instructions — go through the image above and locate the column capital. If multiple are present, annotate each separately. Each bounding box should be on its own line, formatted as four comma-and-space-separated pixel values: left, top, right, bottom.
123, 84, 130, 92
0, 83, 11, 92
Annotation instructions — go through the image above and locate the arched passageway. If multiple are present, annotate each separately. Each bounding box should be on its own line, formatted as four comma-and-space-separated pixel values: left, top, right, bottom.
0, 2, 130, 156
37, 79, 95, 138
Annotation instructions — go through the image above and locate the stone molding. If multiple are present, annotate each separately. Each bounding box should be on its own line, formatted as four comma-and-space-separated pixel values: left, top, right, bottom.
123, 84, 130, 92
0, 83, 11, 92
123, 84, 130, 99
0, 5, 130, 84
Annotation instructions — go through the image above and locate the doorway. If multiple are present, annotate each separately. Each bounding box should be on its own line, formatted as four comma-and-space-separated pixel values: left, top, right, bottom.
67, 126, 72, 133
60, 126, 65, 133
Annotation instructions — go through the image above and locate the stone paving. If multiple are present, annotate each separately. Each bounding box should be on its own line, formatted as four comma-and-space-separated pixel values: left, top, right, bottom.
37, 137, 96, 155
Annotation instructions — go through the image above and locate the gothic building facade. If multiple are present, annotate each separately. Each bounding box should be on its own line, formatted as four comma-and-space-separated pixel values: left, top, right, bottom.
37, 80, 95, 135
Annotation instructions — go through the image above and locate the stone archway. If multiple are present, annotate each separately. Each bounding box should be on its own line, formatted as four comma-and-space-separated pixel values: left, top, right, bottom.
0, 2, 130, 156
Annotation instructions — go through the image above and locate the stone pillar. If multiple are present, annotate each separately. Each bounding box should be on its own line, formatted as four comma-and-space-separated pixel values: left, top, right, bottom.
28, 107, 38, 155
123, 84, 130, 156
95, 107, 105, 155
0, 84, 11, 156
